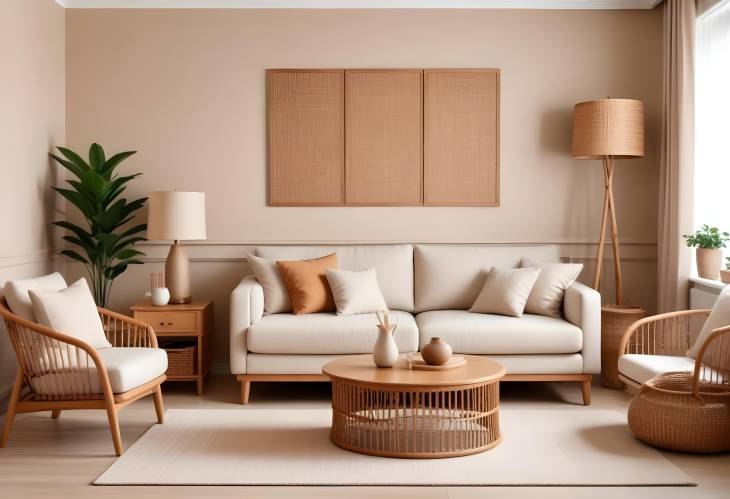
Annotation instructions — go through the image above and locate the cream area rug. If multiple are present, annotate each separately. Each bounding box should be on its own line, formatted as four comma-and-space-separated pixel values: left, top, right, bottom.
95, 408, 693, 486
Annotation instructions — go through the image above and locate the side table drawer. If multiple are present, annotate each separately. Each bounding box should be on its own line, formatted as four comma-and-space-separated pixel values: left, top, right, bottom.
135, 311, 197, 333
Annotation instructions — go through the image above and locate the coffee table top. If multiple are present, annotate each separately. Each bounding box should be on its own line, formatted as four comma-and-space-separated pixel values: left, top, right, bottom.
322, 354, 505, 387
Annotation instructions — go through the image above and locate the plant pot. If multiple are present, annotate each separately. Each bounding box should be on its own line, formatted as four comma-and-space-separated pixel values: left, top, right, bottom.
721, 270, 730, 284
696, 248, 723, 280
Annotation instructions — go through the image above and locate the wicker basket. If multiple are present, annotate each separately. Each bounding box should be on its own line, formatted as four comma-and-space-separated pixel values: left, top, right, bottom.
163, 344, 197, 376
601, 304, 645, 389
628, 372, 730, 453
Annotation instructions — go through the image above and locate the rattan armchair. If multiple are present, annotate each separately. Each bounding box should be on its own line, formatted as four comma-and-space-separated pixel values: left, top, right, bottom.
0, 298, 166, 456
618, 310, 730, 452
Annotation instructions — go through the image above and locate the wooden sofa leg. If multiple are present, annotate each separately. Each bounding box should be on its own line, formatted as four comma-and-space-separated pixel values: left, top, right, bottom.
240, 380, 251, 405
0, 370, 23, 447
51, 410, 62, 419
581, 379, 592, 406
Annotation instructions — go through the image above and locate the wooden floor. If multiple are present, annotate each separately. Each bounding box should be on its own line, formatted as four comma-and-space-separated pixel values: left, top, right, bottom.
0, 375, 728, 499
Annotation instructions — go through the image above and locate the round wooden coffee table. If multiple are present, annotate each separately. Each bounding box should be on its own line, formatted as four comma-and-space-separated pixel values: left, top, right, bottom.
323, 354, 505, 458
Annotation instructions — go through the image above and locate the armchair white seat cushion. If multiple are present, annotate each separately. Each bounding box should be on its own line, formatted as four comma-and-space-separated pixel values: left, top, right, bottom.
416, 310, 583, 354
247, 310, 418, 355
618, 354, 695, 385
29, 347, 168, 396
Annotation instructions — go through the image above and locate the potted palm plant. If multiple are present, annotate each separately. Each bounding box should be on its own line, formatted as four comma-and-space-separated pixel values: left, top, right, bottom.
683, 225, 730, 280
50, 143, 147, 307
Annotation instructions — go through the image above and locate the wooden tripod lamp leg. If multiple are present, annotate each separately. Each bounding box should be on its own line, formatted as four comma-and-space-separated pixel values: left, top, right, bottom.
605, 157, 623, 305
593, 160, 611, 291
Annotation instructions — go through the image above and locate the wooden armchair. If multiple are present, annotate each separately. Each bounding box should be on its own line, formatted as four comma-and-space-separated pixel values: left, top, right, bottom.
0, 298, 166, 456
618, 309, 730, 391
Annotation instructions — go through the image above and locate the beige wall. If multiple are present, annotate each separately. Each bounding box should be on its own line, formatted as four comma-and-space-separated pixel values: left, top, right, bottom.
0, 0, 65, 407
65, 8, 662, 367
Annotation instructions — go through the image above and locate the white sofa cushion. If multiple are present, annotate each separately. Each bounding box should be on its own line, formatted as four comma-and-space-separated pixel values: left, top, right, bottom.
247, 254, 291, 314
256, 245, 414, 312
414, 245, 560, 312
247, 310, 418, 354
469, 267, 541, 317
29, 278, 112, 349
416, 310, 582, 354
326, 268, 388, 315
521, 258, 583, 318
4, 272, 68, 321
28, 347, 168, 396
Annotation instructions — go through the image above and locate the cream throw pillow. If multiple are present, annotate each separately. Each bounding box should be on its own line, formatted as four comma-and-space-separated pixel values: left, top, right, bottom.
247, 254, 292, 314
469, 267, 541, 318
521, 258, 584, 318
4, 272, 68, 321
326, 268, 388, 316
688, 285, 730, 358
29, 278, 112, 349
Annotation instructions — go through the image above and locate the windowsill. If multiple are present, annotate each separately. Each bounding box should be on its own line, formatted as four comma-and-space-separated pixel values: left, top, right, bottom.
689, 275, 727, 291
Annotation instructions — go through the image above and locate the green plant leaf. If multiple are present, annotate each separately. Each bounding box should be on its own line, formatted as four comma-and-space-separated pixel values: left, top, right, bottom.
56, 146, 90, 171
50, 153, 86, 180
114, 248, 144, 260
101, 151, 137, 178
52, 187, 96, 219
53, 221, 94, 245
60, 249, 89, 264
89, 143, 106, 171
119, 223, 147, 238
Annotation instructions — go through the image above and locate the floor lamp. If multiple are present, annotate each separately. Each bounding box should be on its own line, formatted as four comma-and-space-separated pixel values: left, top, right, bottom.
572, 98, 646, 389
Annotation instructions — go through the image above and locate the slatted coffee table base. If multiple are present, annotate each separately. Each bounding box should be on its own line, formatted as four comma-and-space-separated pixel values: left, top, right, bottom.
330, 380, 501, 458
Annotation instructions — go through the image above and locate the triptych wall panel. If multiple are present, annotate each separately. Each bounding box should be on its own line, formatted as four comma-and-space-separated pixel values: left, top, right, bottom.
424, 69, 500, 206
345, 70, 423, 206
267, 68, 499, 207
267, 70, 345, 206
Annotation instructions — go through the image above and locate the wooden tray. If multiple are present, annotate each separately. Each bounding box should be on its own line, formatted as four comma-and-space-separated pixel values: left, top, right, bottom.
411, 356, 466, 371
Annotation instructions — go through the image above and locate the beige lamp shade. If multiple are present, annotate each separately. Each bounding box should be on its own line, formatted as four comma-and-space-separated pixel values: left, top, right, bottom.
147, 191, 207, 241
572, 99, 645, 159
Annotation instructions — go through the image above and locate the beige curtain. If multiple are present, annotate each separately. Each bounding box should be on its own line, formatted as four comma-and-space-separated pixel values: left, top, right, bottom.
657, 0, 696, 312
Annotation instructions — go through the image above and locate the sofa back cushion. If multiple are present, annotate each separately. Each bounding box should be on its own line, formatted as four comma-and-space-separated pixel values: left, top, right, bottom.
414, 245, 561, 312
255, 244, 414, 312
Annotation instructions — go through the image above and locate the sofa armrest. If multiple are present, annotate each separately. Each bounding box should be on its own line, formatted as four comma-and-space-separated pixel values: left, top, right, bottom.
230, 275, 264, 375
564, 281, 601, 374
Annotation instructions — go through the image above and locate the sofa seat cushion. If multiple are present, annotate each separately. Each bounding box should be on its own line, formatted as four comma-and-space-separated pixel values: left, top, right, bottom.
618, 354, 695, 385
247, 310, 418, 354
415, 310, 582, 355
28, 347, 168, 396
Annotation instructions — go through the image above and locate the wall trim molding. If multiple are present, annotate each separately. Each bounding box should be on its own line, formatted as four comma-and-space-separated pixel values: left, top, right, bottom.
0, 250, 57, 271
58, 0, 660, 9
138, 238, 658, 246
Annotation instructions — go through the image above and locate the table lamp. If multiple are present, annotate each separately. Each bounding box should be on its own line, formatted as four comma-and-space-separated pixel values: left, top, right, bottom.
147, 191, 206, 304
572, 98, 644, 305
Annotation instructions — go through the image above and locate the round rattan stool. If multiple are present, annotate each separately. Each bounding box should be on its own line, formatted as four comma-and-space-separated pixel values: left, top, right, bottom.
628, 371, 730, 453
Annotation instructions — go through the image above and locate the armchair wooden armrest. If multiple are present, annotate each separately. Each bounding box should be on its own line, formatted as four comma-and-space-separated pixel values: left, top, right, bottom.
692, 324, 730, 393
97, 307, 159, 348
618, 309, 711, 358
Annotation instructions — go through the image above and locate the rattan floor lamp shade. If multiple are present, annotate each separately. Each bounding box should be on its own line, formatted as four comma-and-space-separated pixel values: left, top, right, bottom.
572, 98, 645, 389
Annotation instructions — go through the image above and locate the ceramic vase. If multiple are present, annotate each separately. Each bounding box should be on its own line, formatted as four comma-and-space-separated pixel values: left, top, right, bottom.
373, 326, 399, 368
421, 337, 453, 366
696, 248, 723, 280
151, 287, 171, 306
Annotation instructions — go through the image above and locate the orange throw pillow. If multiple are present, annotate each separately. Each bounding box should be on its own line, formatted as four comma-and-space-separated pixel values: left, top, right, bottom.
276, 253, 339, 314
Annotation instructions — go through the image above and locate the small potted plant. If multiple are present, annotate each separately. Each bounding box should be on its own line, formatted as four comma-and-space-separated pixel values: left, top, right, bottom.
722, 258, 730, 284
683, 225, 730, 280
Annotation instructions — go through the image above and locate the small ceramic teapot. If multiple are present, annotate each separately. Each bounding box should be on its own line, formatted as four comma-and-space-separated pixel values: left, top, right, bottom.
421, 337, 452, 366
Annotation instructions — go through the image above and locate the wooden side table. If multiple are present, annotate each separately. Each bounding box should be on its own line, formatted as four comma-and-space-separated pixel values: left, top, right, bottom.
131, 300, 213, 395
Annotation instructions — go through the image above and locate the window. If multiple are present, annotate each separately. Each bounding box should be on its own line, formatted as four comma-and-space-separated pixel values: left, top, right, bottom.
694, 0, 730, 232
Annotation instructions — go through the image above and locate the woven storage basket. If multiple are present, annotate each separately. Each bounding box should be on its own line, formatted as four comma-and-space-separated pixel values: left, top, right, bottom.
164, 344, 196, 376
601, 305, 645, 389
628, 372, 730, 453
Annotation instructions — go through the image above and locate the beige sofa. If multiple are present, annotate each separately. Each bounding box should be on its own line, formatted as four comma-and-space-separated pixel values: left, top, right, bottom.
230, 244, 600, 404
